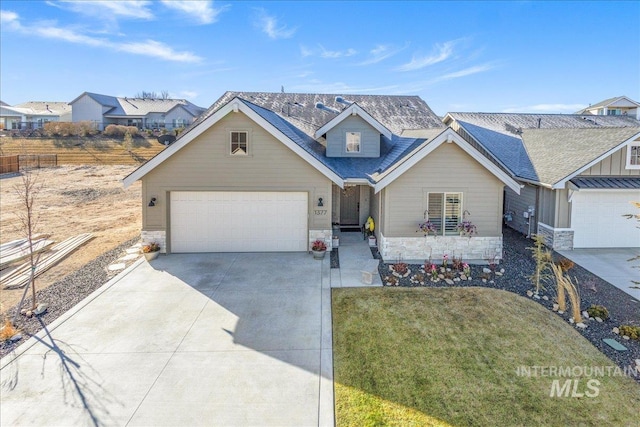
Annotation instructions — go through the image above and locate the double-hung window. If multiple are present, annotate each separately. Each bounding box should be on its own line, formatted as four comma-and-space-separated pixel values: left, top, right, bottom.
627, 143, 640, 169
230, 131, 248, 156
427, 192, 462, 236
346, 131, 361, 153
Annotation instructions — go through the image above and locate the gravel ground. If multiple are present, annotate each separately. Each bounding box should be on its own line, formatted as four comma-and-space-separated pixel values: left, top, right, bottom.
0, 236, 140, 358
378, 227, 640, 382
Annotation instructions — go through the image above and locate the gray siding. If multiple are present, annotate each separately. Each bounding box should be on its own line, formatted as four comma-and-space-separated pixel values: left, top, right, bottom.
384, 142, 504, 238
538, 187, 556, 227
370, 187, 381, 238
326, 115, 380, 157
580, 144, 640, 176
71, 95, 104, 129
555, 189, 571, 228
504, 184, 537, 235
141, 111, 332, 250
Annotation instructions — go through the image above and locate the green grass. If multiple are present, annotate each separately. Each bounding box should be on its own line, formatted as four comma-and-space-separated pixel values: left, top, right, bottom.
332, 287, 640, 427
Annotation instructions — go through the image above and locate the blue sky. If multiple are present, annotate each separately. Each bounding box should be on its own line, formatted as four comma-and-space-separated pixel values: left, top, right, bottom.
1, 1, 638, 115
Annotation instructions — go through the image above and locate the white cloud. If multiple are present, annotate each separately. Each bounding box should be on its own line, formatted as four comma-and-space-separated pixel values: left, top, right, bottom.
299, 44, 313, 58
2, 10, 201, 63
432, 63, 497, 82
255, 8, 296, 39
160, 1, 227, 24
502, 103, 587, 113
358, 43, 407, 66
290, 80, 398, 94
396, 41, 455, 71
0, 9, 20, 28
319, 45, 357, 59
53, 0, 154, 20
117, 40, 202, 62
177, 90, 198, 99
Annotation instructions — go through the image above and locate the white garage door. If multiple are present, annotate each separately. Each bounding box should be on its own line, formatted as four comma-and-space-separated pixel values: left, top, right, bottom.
571, 191, 640, 248
171, 191, 308, 253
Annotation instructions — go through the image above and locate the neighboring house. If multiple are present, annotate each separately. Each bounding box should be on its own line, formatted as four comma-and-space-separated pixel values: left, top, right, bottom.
0, 101, 71, 130
444, 112, 640, 250
576, 96, 640, 120
124, 92, 520, 262
70, 92, 206, 131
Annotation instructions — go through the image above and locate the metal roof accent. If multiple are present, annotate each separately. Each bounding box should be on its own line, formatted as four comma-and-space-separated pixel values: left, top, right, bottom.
569, 176, 640, 190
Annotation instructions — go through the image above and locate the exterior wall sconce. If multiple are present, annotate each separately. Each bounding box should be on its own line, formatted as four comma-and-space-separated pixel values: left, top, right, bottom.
317, 197, 324, 207
148, 197, 157, 207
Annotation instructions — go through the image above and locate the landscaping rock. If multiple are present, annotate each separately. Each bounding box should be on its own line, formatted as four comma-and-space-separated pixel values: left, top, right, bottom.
542, 295, 549, 301
552, 303, 559, 311
569, 318, 575, 324
558, 310, 564, 314
582, 311, 589, 319
576, 322, 587, 329
613, 327, 620, 334
623, 336, 630, 340
533, 294, 540, 300
499, 268, 505, 274
483, 267, 491, 274
595, 317, 603, 323
482, 278, 487, 283
635, 359, 640, 369
460, 274, 467, 281
526, 290, 533, 297
445, 279, 455, 285
438, 274, 444, 279
495, 271, 503, 276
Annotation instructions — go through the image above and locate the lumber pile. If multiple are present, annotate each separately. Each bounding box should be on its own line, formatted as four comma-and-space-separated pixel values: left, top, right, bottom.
1, 233, 93, 290
0, 237, 54, 269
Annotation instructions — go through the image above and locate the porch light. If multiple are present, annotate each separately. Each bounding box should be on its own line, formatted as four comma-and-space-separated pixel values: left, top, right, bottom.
318, 197, 324, 207
148, 197, 157, 207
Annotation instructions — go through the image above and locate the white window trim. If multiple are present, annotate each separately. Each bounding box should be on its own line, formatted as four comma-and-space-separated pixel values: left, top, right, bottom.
345, 131, 361, 153
426, 192, 463, 236
626, 142, 640, 169
229, 130, 250, 156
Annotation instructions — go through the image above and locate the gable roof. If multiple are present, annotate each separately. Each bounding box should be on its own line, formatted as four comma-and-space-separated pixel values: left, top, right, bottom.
70, 92, 205, 117
577, 96, 640, 113
125, 94, 520, 194
13, 101, 71, 116
446, 112, 640, 188
313, 103, 392, 140
189, 92, 444, 139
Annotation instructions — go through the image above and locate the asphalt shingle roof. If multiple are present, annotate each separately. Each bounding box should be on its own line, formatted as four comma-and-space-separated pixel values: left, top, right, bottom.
199, 92, 444, 137
12, 101, 71, 116
78, 92, 205, 117
449, 112, 640, 186
241, 98, 438, 182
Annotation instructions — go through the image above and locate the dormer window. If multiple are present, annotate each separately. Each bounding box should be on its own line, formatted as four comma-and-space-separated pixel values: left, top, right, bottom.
346, 131, 361, 153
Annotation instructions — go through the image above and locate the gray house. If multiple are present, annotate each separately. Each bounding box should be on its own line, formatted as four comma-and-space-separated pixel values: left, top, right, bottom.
444, 113, 640, 250
70, 92, 205, 131
0, 101, 71, 130
124, 92, 520, 262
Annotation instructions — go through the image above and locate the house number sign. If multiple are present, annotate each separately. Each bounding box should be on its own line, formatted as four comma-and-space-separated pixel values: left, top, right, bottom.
314, 210, 327, 216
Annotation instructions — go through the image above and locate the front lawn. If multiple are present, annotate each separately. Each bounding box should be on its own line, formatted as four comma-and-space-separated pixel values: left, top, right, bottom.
332, 287, 640, 426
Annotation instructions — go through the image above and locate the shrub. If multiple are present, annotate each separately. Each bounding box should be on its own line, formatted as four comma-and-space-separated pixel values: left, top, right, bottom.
43, 121, 76, 137
557, 258, 575, 272
104, 125, 138, 138
392, 262, 409, 275
76, 121, 97, 137
619, 325, 640, 340
142, 242, 160, 253
311, 240, 327, 251
586, 304, 609, 320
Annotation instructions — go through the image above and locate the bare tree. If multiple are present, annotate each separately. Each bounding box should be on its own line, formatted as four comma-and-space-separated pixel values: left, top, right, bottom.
160, 90, 170, 99
134, 90, 171, 99
12, 169, 44, 318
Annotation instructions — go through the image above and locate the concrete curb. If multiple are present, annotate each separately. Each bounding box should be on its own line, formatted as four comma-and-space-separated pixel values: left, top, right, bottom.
0, 258, 145, 370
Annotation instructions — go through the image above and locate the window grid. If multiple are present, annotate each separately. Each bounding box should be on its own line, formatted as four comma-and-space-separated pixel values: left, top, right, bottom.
231, 131, 248, 155
427, 192, 462, 236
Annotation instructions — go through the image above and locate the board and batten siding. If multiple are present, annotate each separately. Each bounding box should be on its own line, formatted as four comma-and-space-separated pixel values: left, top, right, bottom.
579, 144, 640, 176
141, 111, 332, 240
71, 95, 104, 128
504, 184, 537, 235
384, 142, 504, 237
325, 115, 380, 157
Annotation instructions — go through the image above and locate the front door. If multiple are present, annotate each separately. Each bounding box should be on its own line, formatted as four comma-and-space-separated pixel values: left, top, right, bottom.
340, 187, 359, 225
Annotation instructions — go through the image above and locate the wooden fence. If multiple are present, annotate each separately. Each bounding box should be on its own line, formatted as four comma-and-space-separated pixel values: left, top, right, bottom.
0, 155, 19, 174
19, 154, 57, 170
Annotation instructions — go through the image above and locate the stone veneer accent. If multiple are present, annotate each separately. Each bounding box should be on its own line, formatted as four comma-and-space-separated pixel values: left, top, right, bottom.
379, 233, 503, 263
537, 223, 574, 251
141, 230, 167, 253
309, 229, 334, 250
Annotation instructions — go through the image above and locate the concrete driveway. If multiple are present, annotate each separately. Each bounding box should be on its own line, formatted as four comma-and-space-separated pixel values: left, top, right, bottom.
0, 253, 334, 426
557, 247, 640, 300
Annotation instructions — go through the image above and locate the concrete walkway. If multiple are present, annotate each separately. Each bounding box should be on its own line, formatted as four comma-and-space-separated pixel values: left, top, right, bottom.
331, 231, 383, 287
1, 253, 334, 427
557, 248, 640, 300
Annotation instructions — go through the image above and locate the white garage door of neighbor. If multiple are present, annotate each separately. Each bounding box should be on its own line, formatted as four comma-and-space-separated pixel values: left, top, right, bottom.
571, 191, 640, 248
171, 191, 308, 253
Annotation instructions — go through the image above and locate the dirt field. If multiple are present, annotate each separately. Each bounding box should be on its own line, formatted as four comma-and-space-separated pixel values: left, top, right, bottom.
0, 165, 141, 312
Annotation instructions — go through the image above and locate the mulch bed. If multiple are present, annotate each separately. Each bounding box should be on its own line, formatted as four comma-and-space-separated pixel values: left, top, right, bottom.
378, 227, 640, 382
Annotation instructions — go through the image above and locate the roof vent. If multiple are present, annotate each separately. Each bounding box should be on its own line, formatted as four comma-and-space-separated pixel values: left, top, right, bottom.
335, 96, 353, 105
504, 123, 523, 135
315, 102, 340, 114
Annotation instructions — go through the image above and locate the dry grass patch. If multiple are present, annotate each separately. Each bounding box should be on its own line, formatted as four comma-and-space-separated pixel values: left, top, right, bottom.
332, 287, 640, 427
